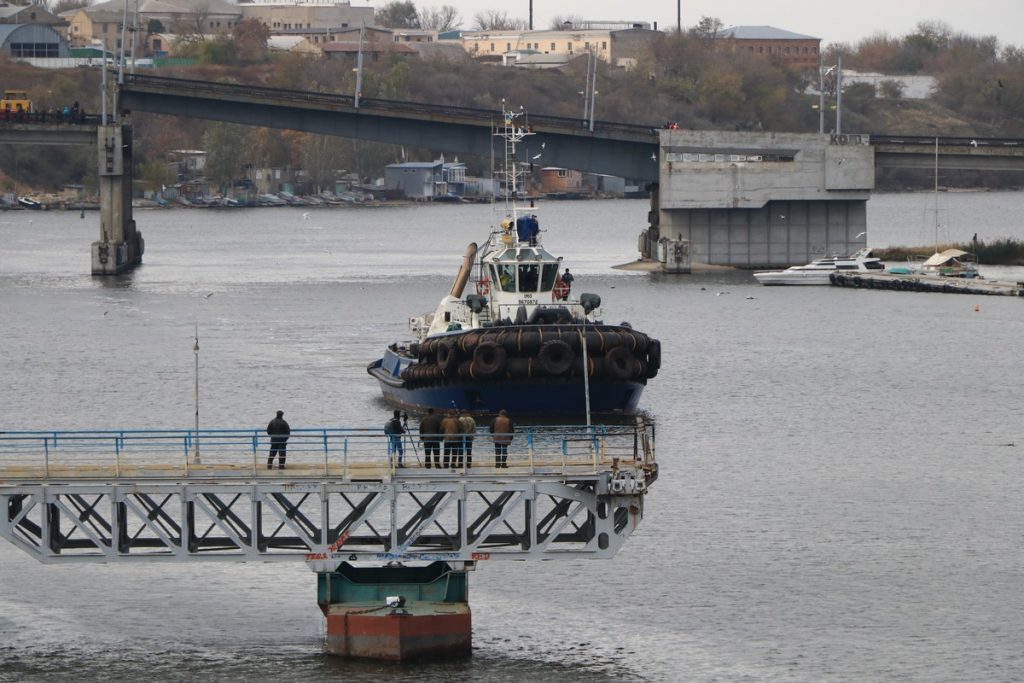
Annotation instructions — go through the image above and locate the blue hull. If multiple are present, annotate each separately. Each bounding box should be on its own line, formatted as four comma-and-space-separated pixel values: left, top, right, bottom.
368, 351, 645, 416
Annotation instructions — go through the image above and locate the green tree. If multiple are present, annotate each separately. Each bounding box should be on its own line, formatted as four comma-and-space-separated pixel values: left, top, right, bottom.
137, 157, 175, 193
376, 1, 420, 28
690, 16, 723, 41
203, 122, 248, 193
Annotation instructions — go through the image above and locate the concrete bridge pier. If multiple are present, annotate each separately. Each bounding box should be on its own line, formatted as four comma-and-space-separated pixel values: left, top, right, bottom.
92, 123, 143, 275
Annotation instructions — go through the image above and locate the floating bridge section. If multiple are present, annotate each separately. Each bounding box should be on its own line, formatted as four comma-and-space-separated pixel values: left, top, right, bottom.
0, 424, 656, 566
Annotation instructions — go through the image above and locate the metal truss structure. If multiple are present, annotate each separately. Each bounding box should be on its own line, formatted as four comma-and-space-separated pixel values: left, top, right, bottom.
0, 423, 657, 568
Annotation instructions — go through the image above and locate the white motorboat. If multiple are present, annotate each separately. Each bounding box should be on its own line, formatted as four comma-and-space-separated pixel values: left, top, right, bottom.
753, 248, 885, 285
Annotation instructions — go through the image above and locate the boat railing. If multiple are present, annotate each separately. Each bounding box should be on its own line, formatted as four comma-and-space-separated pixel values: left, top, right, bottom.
0, 422, 655, 481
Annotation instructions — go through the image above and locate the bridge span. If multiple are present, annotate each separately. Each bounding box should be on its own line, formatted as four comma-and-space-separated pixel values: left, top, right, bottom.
0, 422, 656, 658
7, 76, 1024, 271
119, 74, 662, 182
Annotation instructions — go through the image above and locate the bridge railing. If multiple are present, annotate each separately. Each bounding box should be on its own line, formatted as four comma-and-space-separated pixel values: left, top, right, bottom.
0, 111, 100, 125
0, 422, 654, 481
121, 74, 658, 139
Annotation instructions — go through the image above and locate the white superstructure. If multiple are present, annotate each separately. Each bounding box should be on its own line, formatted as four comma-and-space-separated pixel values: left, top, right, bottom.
753, 248, 885, 285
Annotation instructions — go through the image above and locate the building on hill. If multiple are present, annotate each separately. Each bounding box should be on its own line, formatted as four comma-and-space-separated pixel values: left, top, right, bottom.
267, 34, 321, 55
65, 0, 241, 53
321, 28, 416, 60
455, 25, 657, 69
385, 160, 467, 199
0, 3, 63, 26
717, 25, 820, 68
0, 23, 70, 59
237, 1, 372, 34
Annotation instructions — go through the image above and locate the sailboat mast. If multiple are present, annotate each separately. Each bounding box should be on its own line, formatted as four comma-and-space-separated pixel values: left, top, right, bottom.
934, 136, 939, 252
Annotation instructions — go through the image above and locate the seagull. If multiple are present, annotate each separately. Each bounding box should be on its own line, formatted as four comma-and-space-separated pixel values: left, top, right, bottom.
103, 310, 109, 316
970, 139, 978, 147
651, 153, 657, 161
746, 296, 756, 300
204, 292, 214, 298
532, 153, 542, 160
716, 291, 730, 296
302, 212, 310, 219
540, 142, 545, 149
855, 231, 867, 239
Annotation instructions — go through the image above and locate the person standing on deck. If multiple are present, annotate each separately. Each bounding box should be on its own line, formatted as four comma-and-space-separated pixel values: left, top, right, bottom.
441, 410, 461, 469
458, 411, 477, 468
489, 409, 514, 468
384, 410, 406, 468
267, 410, 290, 469
419, 408, 443, 468
561, 269, 574, 296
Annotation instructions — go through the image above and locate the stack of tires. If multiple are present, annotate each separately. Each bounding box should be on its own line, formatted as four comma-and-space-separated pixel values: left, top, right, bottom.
401, 324, 661, 388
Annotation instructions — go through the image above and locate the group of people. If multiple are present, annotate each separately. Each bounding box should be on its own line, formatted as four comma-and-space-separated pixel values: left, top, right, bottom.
264, 407, 516, 470
387, 407, 516, 469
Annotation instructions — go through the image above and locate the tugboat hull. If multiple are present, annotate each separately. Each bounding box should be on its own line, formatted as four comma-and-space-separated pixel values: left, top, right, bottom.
370, 365, 645, 415
368, 324, 658, 416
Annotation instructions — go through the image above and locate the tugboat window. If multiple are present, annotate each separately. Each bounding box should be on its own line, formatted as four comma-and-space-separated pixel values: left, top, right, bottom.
495, 264, 516, 292
518, 264, 540, 292
541, 264, 558, 291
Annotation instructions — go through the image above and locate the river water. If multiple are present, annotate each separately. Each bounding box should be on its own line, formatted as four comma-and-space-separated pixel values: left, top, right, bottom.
2, 193, 1024, 682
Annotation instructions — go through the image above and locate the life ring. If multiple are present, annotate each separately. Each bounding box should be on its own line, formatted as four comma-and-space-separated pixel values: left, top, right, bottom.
538, 339, 574, 375
552, 280, 570, 300
476, 278, 491, 296
472, 341, 507, 378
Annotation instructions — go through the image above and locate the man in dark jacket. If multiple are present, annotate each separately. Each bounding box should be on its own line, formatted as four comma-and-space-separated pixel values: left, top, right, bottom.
267, 410, 290, 469
419, 408, 443, 468
384, 409, 406, 467
489, 409, 514, 468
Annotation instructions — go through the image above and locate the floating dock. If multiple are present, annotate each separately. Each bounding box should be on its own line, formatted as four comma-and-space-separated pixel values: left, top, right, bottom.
0, 422, 657, 661
830, 272, 1024, 296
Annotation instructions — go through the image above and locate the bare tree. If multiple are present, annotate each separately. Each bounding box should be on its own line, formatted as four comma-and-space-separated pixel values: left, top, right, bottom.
472, 10, 527, 31
418, 5, 461, 31
53, 0, 89, 14
173, 7, 211, 45
549, 15, 585, 30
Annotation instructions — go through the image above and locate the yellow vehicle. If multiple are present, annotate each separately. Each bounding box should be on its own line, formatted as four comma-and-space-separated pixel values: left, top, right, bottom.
0, 90, 32, 113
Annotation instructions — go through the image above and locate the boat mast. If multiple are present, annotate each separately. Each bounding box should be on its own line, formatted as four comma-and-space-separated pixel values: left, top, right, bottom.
934, 136, 939, 254
495, 103, 532, 224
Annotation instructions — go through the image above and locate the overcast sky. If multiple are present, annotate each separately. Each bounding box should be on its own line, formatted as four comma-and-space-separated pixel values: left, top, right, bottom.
396, 0, 1024, 49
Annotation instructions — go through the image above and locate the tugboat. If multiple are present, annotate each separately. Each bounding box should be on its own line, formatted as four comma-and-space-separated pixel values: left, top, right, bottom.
367, 106, 661, 416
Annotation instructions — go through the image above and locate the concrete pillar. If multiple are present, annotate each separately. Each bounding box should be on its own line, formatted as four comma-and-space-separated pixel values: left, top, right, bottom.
92, 123, 144, 275
317, 562, 472, 661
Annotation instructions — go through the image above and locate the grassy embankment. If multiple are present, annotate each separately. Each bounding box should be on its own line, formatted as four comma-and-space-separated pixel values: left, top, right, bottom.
873, 239, 1024, 265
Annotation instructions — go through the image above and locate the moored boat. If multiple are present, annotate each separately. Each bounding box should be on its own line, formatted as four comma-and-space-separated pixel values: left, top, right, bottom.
367, 107, 661, 416
753, 248, 885, 285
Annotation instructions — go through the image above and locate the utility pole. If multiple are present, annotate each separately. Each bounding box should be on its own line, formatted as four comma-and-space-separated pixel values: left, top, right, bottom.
677, 0, 681, 33
354, 21, 365, 108
836, 55, 843, 135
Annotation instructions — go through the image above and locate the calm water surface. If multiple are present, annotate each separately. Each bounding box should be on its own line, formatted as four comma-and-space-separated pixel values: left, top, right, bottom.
1, 194, 1024, 682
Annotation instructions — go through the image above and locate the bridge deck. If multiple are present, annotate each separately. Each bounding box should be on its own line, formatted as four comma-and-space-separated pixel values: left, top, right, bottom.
0, 424, 657, 566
